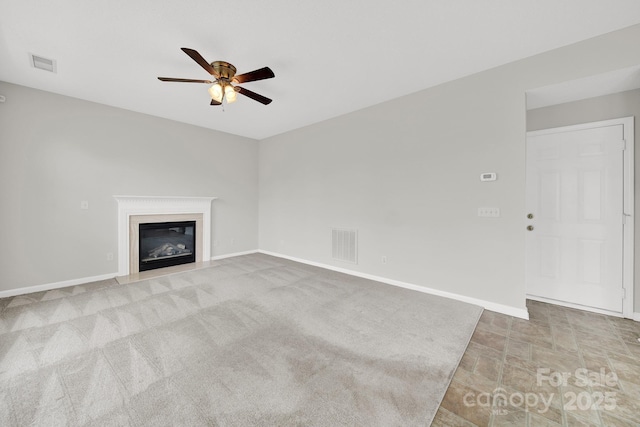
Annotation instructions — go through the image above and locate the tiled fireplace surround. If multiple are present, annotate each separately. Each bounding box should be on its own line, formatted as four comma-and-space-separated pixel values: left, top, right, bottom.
114, 196, 216, 277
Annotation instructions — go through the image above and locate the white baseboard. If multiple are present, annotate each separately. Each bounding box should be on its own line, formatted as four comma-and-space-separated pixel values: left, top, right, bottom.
211, 250, 259, 261
258, 250, 529, 320
633, 312, 640, 322
0, 272, 118, 299
1, 250, 538, 323
0, 250, 261, 299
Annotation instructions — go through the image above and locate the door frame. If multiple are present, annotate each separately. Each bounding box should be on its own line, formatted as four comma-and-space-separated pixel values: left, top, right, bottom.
525, 117, 634, 318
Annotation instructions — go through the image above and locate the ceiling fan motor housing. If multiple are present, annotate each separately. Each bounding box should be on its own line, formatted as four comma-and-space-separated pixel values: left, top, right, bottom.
212, 61, 237, 81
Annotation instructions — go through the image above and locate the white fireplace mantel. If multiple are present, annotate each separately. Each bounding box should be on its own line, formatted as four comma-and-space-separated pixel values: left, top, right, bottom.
114, 196, 216, 276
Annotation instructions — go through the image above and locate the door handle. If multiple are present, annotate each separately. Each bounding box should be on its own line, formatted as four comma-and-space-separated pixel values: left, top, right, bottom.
527, 225, 534, 231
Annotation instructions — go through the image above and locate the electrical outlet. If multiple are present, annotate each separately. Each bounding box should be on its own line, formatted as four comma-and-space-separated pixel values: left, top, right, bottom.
478, 207, 500, 217
381, 256, 387, 264
106, 252, 114, 261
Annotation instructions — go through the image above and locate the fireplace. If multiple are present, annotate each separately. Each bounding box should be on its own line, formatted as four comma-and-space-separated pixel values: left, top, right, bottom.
139, 220, 196, 272
114, 196, 216, 277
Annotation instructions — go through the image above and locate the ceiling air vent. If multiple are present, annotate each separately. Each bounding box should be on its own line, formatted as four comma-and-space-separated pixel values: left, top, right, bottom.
332, 228, 358, 264
30, 54, 56, 73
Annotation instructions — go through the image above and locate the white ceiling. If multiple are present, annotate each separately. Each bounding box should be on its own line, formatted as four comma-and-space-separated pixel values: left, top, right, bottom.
1, 1, 640, 140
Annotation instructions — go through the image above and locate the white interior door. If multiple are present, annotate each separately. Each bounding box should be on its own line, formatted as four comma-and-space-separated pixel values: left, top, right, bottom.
526, 123, 625, 313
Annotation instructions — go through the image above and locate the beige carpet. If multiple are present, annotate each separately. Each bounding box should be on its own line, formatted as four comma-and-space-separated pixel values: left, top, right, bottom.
0, 254, 482, 426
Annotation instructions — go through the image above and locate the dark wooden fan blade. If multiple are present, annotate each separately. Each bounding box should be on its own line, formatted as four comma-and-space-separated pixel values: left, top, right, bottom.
158, 77, 213, 83
235, 86, 272, 105
181, 47, 219, 77
232, 67, 275, 84
210, 99, 222, 106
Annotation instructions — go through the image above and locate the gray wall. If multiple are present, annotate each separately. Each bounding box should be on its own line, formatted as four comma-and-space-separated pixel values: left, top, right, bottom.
3, 25, 640, 315
259, 24, 640, 314
527, 88, 640, 312
0, 82, 259, 292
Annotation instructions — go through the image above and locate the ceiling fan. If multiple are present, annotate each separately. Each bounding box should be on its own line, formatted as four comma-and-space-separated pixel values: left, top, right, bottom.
158, 48, 275, 106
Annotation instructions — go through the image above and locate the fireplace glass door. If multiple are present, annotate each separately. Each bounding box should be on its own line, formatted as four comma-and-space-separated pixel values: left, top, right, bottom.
139, 221, 196, 272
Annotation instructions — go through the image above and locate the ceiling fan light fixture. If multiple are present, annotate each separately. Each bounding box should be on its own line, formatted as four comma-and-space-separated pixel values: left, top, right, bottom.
225, 85, 237, 103
208, 83, 223, 102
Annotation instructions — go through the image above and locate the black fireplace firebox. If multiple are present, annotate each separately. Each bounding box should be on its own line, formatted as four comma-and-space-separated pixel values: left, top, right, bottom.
139, 221, 196, 272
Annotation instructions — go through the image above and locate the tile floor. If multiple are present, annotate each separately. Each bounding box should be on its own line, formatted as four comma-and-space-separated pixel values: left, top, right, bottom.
433, 300, 640, 426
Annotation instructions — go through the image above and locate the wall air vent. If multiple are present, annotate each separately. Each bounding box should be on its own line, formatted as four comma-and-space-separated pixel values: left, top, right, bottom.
332, 228, 358, 264
30, 54, 57, 73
